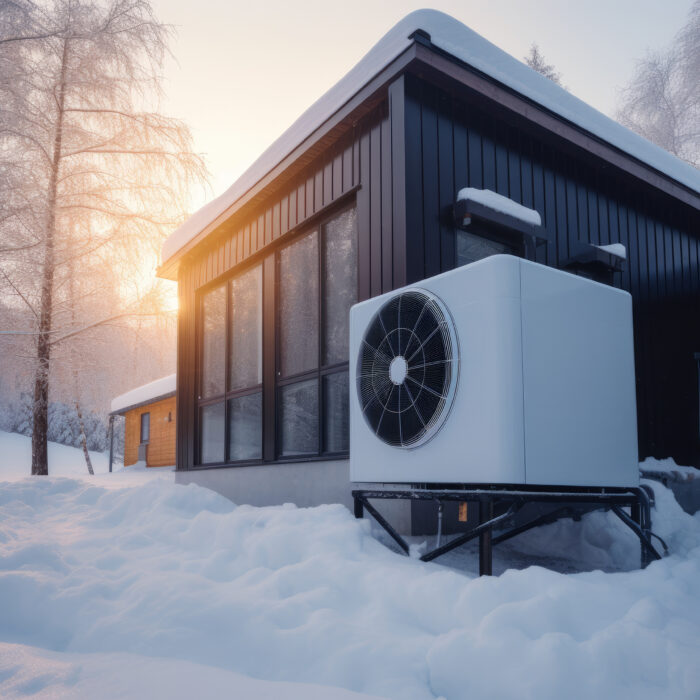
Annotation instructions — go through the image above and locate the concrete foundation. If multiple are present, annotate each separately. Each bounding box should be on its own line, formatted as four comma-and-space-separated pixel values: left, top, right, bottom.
175, 460, 412, 533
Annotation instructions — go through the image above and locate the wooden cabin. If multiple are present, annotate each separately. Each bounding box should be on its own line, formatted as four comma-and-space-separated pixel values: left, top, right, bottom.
110, 374, 176, 468
157, 10, 699, 514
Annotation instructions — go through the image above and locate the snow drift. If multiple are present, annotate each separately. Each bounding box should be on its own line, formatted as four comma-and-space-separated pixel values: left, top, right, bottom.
1, 469, 699, 699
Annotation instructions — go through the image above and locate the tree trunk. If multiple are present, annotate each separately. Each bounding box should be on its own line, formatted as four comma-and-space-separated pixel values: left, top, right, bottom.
31, 361, 50, 475
67, 233, 94, 476
31, 37, 69, 476
75, 401, 94, 475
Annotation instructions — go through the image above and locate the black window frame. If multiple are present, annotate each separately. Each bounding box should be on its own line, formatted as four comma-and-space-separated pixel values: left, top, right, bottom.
195, 259, 264, 466
193, 199, 358, 468
275, 205, 357, 459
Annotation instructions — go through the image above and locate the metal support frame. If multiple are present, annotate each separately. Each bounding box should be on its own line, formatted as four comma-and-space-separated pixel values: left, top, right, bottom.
352, 485, 662, 575
108, 414, 114, 473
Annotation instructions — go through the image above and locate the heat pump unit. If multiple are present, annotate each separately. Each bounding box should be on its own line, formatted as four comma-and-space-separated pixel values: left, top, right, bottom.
349, 255, 638, 487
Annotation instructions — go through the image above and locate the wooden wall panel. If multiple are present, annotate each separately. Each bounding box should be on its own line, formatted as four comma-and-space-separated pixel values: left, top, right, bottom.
123, 410, 139, 467
123, 396, 176, 468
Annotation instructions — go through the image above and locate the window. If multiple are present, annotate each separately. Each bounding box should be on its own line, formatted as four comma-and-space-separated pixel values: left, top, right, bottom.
140, 412, 150, 444
197, 264, 263, 465
195, 204, 357, 466
201, 285, 226, 398
455, 223, 521, 267
279, 231, 319, 378
277, 207, 357, 458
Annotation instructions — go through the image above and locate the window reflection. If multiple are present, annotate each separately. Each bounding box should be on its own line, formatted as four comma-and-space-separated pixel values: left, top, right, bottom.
279, 232, 319, 377
455, 229, 514, 267
230, 265, 262, 391
200, 402, 225, 464
201, 285, 226, 398
228, 393, 262, 461
323, 208, 358, 366
323, 372, 349, 453
279, 379, 318, 456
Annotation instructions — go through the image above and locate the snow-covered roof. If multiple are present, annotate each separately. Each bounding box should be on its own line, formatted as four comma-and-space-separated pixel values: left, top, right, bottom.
161, 9, 700, 269
457, 188, 542, 227
110, 374, 176, 415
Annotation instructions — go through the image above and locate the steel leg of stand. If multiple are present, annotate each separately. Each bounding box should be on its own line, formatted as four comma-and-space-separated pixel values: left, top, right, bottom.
611, 505, 661, 564
353, 495, 364, 519
479, 500, 494, 576
358, 497, 410, 555
631, 501, 642, 568
638, 489, 653, 568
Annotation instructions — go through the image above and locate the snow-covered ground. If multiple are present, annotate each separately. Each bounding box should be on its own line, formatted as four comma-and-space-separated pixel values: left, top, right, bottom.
0, 430, 174, 483
0, 430, 113, 477
1, 432, 699, 699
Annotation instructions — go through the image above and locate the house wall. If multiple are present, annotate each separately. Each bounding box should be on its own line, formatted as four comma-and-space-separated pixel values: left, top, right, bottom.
176, 98, 404, 478
173, 64, 699, 522
124, 395, 176, 467
401, 73, 700, 467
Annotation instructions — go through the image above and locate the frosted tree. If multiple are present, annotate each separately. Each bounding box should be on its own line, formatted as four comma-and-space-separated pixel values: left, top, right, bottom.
0, 0, 206, 475
524, 43, 564, 87
0, 1, 61, 45
617, 0, 699, 167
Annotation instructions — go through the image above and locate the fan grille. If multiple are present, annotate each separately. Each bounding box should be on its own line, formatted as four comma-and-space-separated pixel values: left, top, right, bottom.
356, 289, 458, 448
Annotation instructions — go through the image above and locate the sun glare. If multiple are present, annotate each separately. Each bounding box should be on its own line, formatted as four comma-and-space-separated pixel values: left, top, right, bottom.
163, 288, 179, 313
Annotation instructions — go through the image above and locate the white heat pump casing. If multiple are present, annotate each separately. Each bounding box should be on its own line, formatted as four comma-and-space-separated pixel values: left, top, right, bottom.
349, 255, 639, 488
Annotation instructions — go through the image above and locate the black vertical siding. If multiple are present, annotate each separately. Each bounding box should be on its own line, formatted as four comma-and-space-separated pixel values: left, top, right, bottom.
177, 72, 699, 472
404, 77, 424, 285
402, 74, 700, 467
438, 94, 456, 272
176, 264, 196, 471
176, 103, 401, 469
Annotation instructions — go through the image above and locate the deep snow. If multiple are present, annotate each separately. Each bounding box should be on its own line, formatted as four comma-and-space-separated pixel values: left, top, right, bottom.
1, 435, 699, 698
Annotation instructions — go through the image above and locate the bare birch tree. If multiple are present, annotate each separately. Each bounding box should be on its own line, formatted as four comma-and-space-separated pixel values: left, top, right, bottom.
617, 0, 699, 167
524, 43, 565, 87
0, 0, 206, 475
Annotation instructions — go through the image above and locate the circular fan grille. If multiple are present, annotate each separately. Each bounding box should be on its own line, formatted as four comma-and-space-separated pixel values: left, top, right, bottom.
356, 289, 459, 448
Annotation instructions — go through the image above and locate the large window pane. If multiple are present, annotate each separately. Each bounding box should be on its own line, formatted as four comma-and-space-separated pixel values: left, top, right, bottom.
201, 285, 226, 398
279, 232, 318, 377
229, 265, 263, 391
279, 379, 318, 456
323, 371, 349, 453
228, 393, 262, 461
456, 230, 513, 267
200, 402, 225, 464
323, 208, 357, 366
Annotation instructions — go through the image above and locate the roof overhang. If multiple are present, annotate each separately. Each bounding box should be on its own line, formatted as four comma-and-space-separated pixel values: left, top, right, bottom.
158, 12, 700, 282
110, 374, 177, 416
109, 390, 176, 417
157, 44, 419, 281
411, 42, 700, 210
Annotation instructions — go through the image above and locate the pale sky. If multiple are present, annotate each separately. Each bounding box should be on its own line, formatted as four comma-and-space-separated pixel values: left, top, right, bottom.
150, 0, 694, 214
